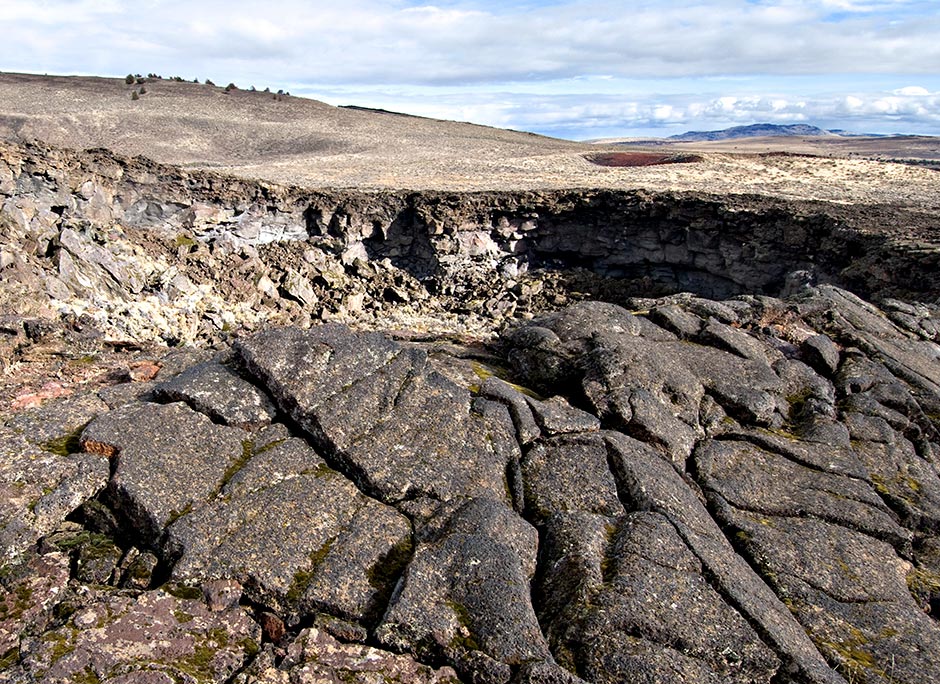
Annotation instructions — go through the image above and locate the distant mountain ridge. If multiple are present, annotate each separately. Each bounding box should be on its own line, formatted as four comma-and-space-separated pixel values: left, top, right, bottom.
668, 123, 834, 142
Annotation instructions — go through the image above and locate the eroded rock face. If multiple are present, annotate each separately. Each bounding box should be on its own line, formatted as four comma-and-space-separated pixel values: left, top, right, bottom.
2, 288, 940, 684
3, 140, 940, 351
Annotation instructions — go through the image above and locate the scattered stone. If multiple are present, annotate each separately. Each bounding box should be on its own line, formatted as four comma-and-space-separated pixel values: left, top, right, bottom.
116, 547, 159, 590
259, 611, 285, 644
802, 334, 841, 377
12, 587, 260, 683
203, 579, 243, 613
0, 551, 71, 662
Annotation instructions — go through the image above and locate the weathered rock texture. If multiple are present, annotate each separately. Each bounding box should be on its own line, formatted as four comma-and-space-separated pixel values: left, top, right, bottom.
1, 140, 938, 349
3, 283, 940, 684
4, 141, 940, 684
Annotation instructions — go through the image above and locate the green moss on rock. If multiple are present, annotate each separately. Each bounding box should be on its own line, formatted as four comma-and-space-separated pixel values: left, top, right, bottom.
287, 537, 336, 603
0, 647, 20, 669
446, 600, 479, 651
164, 583, 203, 600
41, 425, 88, 456
367, 537, 413, 591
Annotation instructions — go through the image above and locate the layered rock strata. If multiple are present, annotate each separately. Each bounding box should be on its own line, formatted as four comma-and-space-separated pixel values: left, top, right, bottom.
2, 140, 938, 349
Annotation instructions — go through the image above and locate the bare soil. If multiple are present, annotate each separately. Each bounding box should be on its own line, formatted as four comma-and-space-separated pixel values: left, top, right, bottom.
1, 72, 938, 212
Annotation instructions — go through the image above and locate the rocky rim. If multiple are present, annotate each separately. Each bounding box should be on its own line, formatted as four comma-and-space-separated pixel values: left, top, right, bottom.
2, 80, 940, 684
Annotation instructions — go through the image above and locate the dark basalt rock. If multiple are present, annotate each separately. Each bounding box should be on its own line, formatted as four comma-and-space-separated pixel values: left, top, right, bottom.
377, 498, 551, 683
550, 511, 781, 684
152, 360, 278, 428
695, 439, 910, 549
235, 324, 520, 505
166, 435, 412, 622
522, 433, 625, 523
80, 401, 250, 545
3, 286, 940, 684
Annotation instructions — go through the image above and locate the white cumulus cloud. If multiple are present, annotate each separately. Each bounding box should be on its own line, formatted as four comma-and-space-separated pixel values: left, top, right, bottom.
1, 1, 938, 137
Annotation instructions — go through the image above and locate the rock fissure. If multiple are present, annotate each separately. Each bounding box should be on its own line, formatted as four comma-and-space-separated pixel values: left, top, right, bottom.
715, 431, 870, 482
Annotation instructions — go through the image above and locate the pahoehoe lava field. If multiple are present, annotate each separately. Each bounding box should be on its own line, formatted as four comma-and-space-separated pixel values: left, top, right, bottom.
2, 72, 940, 684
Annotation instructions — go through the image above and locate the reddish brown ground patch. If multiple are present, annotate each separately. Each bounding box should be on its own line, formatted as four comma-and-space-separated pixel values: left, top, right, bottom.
585, 152, 703, 167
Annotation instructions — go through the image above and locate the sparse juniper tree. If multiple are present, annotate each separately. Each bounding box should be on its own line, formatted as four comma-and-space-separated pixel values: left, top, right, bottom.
131, 91, 139, 100
125, 74, 135, 84
205, 79, 215, 86
139, 86, 147, 95
225, 83, 237, 92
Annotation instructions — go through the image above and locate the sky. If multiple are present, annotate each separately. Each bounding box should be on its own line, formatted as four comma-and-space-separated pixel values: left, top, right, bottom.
1, 0, 938, 140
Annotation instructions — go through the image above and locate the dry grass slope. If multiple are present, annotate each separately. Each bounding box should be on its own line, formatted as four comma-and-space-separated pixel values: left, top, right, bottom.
1, 72, 938, 210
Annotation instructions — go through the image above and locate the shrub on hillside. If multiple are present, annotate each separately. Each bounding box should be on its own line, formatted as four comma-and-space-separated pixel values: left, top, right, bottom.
125, 74, 135, 85
131, 91, 139, 101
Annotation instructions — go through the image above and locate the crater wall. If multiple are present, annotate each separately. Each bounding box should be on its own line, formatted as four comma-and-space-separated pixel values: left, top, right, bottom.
2, 140, 937, 346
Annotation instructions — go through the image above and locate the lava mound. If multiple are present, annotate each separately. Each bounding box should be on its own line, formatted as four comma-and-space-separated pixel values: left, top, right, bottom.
3, 286, 940, 684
